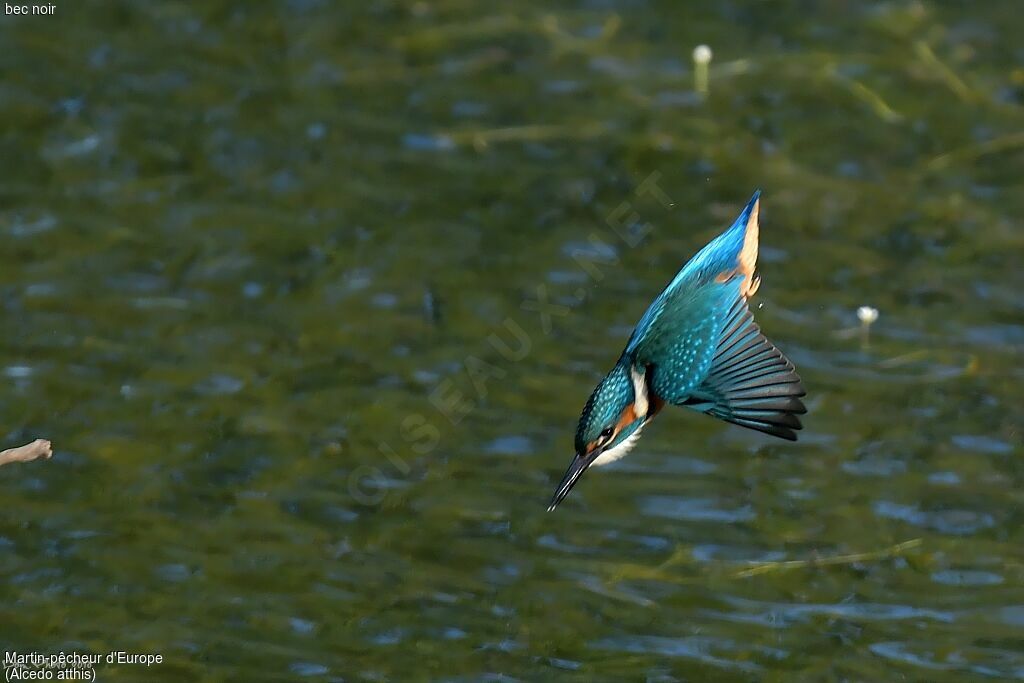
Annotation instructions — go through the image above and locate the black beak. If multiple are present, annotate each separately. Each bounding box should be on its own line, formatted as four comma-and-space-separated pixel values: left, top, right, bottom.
547, 452, 595, 511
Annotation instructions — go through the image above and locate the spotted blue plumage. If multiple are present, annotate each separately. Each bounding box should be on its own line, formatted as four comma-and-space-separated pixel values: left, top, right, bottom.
574, 362, 642, 456
549, 190, 805, 511
626, 190, 760, 358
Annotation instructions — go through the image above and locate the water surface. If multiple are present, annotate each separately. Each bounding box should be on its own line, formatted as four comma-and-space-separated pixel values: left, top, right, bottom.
1, 1, 1022, 680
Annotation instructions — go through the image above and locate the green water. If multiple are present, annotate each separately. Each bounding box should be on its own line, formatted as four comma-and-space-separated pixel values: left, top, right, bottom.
1, 1, 1022, 680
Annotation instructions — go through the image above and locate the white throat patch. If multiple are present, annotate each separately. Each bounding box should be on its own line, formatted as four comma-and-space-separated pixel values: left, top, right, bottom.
591, 424, 644, 467
630, 365, 649, 417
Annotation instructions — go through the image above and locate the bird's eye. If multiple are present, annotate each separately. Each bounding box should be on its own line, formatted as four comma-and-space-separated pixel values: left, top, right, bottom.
599, 427, 614, 442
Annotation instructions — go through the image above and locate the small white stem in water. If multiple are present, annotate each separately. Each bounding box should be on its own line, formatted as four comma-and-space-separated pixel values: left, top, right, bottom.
857, 306, 879, 349
693, 44, 712, 95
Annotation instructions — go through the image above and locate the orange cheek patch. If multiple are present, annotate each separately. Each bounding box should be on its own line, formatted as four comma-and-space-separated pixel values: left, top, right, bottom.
590, 403, 644, 455
614, 403, 638, 433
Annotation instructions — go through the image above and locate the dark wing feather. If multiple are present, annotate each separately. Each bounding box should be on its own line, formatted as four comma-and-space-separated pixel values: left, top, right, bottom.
682, 295, 806, 440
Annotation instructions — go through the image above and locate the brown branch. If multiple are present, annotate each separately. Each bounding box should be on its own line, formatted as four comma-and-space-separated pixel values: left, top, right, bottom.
0, 439, 53, 467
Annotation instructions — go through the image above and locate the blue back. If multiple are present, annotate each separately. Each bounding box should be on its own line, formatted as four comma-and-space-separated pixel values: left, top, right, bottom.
625, 190, 759, 356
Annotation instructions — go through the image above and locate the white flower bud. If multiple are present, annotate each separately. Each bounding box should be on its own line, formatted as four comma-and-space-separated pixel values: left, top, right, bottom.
857, 306, 879, 325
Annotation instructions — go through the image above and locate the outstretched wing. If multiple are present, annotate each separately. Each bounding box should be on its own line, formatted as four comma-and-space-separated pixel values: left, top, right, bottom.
625, 190, 761, 358
629, 279, 735, 403
680, 294, 806, 440
624, 191, 805, 440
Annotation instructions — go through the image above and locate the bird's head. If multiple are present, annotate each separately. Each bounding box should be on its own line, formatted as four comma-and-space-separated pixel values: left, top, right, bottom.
548, 360, 649, 510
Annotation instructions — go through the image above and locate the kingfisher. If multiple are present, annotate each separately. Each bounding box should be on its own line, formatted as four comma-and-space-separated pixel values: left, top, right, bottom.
548, 191, 806, 510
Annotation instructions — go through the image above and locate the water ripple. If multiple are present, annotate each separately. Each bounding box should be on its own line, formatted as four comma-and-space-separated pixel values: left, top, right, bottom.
723, 596, 956, 624
640, 496, 755, 522
590, 635, 765, 673
874, 501, 995, 535
930, 569, 1004, 586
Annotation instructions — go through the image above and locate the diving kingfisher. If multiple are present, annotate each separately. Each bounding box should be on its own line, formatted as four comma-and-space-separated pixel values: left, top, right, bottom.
548, 191, 806, 510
